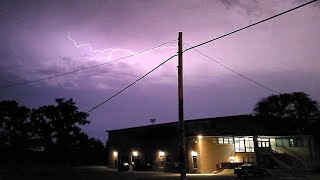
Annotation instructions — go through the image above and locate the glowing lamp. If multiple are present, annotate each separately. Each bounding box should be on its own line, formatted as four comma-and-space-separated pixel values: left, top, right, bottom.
159, 151, 165, 157
197, 135, 203, 139
229, 156, 235, 163
113, 151, 118, 157
132, 151, 138, 157
191, 151, 198, 156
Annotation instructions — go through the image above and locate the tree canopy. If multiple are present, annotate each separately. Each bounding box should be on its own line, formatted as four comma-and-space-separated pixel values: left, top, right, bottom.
0, 98, 105, 166
0, 100, 31, 152
254, 92, 320, 133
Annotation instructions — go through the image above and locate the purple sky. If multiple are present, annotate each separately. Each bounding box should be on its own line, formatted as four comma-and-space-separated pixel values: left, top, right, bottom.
0, 0, 319, 142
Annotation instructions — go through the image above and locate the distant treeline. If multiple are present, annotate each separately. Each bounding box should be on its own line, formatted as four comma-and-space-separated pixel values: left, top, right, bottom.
0, 98, 105, 167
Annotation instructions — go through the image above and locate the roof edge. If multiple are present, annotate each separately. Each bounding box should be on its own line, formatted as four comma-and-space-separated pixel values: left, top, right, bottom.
105, 114, 252, 132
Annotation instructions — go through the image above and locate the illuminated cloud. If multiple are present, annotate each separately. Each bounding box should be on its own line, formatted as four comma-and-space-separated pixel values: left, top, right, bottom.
0, 0, 319, 141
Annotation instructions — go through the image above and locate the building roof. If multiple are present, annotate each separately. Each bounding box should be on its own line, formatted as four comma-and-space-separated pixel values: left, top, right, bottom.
106, 114, 307, 136
105, 114, 251, 133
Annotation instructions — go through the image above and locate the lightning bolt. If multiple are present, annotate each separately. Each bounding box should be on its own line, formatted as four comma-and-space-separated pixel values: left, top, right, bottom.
68, 33, 177, 61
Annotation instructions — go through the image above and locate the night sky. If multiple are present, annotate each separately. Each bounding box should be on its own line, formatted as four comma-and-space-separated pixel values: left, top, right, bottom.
0, 0, 319, 142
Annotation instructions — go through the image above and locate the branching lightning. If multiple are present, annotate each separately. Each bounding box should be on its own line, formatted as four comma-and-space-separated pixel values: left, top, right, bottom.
68, 33, 177, 60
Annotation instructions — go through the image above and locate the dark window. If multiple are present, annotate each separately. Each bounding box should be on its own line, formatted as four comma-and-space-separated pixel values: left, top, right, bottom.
243, 157, 255, 164
166, 155, 170, 162
248, 157, 255, 163
276, 137, 304, 147
295, 137, 304, 147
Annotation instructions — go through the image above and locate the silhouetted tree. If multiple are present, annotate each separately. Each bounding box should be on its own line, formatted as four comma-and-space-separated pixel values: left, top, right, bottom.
87, 137, 105, 164
30, 98, 90, 164
0, 98, 105, 166
30, 106, 55, 152
254, 92, 320, 133
72, 133, 105, 165
0, 100, 32, 167
0, 100, 32, 153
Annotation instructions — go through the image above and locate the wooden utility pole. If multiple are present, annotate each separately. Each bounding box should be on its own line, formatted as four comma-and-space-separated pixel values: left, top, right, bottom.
178, 32, 186, 180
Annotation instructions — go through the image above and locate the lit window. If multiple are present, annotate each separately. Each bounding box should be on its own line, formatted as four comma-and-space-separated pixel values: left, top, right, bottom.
258, 138, 270, 148
235, 137, 254, 152
212, 138, 219, 144
218, 137, 234, 144
289, 138, 295, 147
270, 138, 276, 147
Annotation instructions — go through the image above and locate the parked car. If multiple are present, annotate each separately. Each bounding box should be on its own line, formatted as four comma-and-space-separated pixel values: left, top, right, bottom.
118, 162, 130, 171
234, 164, 269, 177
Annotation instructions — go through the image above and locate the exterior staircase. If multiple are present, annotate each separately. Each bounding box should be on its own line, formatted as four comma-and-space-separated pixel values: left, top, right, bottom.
265, 148, 306, 169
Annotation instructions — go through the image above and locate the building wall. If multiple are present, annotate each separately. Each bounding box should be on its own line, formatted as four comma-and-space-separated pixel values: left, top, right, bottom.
188, 137, 200, 173
107, 124, 180, 171
106, 115, 318, 173
108, 147, 118, 168
191, 136, 234, 173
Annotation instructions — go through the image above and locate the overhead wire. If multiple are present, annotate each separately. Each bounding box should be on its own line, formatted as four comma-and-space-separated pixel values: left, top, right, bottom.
183, 0, 318, 53
86, 54, 178, 113
184, 42, 280, 94
0, 40, 177, 89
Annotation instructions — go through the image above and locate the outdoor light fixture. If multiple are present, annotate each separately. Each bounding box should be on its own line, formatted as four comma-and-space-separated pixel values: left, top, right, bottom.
229, 156, 235, 163
197, 135, 203, 139
113, 151, 118, 157
132, 151, 138, 157
159, 151, 165, 157
191, 151, 198, 156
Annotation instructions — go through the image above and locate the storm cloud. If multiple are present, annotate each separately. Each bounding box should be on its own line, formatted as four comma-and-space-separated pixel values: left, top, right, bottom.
0, 0, 319, 141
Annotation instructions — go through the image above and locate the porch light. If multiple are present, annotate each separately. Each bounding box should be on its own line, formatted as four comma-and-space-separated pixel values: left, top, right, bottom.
229, 156, 235, 163
191, 151, 198, 156
113, 151, 118, 157
132, 151, 138, 157
159, 151, 165, 157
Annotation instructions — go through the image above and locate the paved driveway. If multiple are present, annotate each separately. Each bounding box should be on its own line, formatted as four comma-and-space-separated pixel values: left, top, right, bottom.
1, 166, 318, 180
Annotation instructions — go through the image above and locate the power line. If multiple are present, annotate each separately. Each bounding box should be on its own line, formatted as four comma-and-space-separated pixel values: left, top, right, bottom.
0, 40, 177, 89
184, 0, 318, 53
86, 54, 178, 113
184, 42, 280, 94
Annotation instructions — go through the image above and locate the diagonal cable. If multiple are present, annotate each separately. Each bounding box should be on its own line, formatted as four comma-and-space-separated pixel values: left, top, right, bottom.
0, 40, 177, 89
86, 54, 178, 113
184, 0, 318, 53
184, 42, 280, 94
